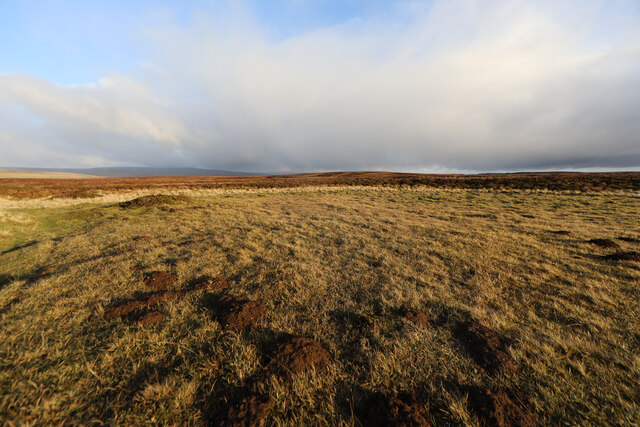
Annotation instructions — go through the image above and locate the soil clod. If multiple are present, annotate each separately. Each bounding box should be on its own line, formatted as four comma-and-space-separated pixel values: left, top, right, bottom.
601, 251, 640, 262
359, 392, 431, 427
203, 294, 267, 331
136, 311, 166, 326
587, 239, 620, 249
263, 334, 333, 376
454, 321, 516, 374
144, 271, 178, 290
218, 394, 270, 427
466, 387, 535, 427
192, 276, 229, 292
399, 307, 431, 326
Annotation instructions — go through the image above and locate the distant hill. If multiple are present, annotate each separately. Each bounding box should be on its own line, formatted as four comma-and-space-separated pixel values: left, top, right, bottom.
0, 168, 98, 179
3, 167, 264, 178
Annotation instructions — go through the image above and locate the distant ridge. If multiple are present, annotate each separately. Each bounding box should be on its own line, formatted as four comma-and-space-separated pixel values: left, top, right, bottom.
5, 167, 264, 178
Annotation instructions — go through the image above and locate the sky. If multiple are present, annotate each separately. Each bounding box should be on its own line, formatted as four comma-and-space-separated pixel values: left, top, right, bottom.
1, 0, 640, 173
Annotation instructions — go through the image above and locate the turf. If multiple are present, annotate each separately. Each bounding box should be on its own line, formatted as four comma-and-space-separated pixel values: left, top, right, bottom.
0, 187, 639, 425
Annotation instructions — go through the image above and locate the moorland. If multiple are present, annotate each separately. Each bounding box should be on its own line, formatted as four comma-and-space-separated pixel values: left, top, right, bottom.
0, 172, 639, 425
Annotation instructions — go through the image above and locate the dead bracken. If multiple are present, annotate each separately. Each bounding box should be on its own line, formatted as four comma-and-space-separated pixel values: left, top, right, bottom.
454, 320, 517, 374
203, 294, 268, 331
263, 334, 333, 376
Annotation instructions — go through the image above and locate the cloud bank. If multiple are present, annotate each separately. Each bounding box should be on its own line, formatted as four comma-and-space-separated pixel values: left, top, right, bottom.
1, 0, 640, 172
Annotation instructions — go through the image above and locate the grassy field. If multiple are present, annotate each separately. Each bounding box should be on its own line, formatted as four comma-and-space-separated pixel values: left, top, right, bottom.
1, 185, 639, 425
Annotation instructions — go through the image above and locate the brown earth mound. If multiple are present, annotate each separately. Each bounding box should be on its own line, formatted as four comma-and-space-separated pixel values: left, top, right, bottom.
218, 394, 271, 427
104, 276, 227, 322
136, 311, 166, 326
203, 294, 267, 331
399, 307, 431, 326
601, 251, 640, 262
618, 236, 640, 243
467, 387, 535, 427
263, 334, 333, 376
454, 321, 516, 374
359, 392, 431, 427
119, 194, 191, 208
587, 239, 620, 249
144, 271, 178, 290
192, 276, 229, 292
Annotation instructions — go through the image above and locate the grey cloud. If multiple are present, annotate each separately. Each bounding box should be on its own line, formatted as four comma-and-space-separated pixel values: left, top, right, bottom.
1, 0, 640, 172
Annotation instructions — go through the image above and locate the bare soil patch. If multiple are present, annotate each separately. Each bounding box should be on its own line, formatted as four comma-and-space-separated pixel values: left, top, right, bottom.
358, 392, 430, 426
454, 321, 516, 374
263, 334, 333, 376
203, 294, 267, 331
217, 394, 271, 427
119, 194, 191, 209
399, 307, 431, 326
466, 387, 535, 427
601, 252, 640, 262
136, 311, 166, 327
587, 239, 620, 249
191, 276, 229, 292
144, 271, 178, 290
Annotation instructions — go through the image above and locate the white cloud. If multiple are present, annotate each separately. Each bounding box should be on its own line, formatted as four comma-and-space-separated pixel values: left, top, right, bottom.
1, 0, 640, 171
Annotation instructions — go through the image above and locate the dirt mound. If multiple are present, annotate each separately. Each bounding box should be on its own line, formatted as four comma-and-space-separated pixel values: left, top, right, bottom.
136, 311, 166, 326
550, 230, 571, 235
618, 236, 640, 243
144, 271, 178, 290
263, 335, 333, 376
466, 387, 535, 427
359, 392, 430, 427
192, 276, 229, 292
587, 239, 620, 248
105, 276, 228, 322
399, 307, 431, 326
119, 194, 191, 208
601, 251, 640, 262
203, 294, 267, 331
454, 321, 516, 374
218, 394, 271, 427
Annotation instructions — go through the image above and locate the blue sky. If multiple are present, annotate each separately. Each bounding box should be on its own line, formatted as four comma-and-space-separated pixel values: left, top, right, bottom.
1, 0, 640, 171
1, 1, 396, 85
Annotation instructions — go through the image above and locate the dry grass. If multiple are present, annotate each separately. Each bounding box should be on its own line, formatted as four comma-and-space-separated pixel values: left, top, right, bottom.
0, 186, 639, 425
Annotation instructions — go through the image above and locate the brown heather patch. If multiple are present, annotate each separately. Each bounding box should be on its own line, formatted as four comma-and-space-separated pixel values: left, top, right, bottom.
119, 194, 191, 208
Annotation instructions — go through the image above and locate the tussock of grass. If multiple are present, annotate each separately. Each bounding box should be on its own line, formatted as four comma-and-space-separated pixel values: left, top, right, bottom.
0, 187, 639, 424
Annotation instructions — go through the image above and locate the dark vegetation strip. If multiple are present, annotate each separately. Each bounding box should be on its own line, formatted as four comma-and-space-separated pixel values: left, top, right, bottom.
1, 171, 639, 199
